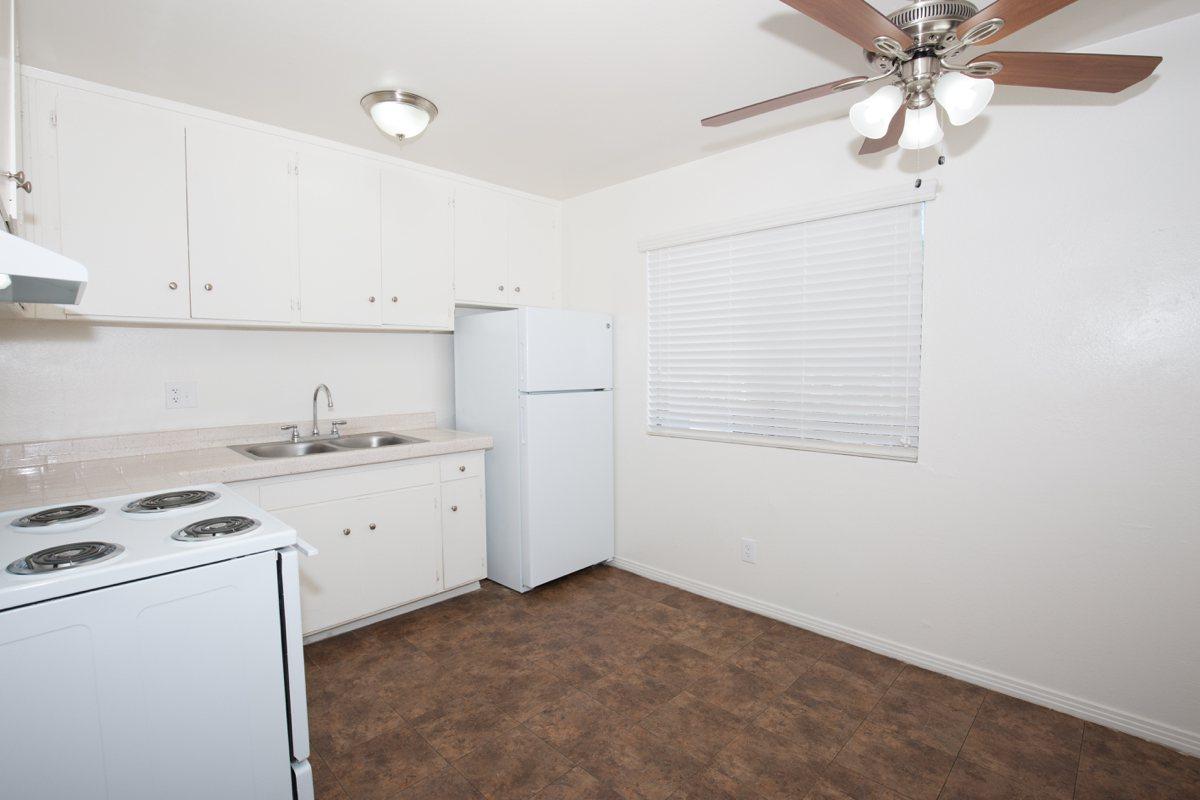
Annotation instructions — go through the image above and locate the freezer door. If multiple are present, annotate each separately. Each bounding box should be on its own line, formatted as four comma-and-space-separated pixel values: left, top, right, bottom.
519, 307, 613, 392
520, 390, 615, 588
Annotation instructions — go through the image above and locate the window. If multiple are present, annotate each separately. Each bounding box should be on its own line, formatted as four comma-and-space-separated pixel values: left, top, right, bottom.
645, 194, 926, 461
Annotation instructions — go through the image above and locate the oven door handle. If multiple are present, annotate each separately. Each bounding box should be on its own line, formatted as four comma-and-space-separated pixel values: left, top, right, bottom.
278, 546, 311, 763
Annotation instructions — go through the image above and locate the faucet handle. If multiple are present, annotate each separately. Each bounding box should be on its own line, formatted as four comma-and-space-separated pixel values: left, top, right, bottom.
280, 424, 300, 442
330, 420, 348, 438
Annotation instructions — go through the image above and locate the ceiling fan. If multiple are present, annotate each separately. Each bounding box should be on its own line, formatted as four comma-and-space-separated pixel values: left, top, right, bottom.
701, 0, 1163, 154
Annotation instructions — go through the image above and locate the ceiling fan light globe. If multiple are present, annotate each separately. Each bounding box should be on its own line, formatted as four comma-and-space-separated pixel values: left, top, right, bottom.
898, 106, 944, 150
933, 72, 995, 126
849, 84, 905, 139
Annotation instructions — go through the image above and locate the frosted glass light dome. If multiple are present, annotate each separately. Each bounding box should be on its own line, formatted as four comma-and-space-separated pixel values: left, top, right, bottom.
361, 91, 438, 141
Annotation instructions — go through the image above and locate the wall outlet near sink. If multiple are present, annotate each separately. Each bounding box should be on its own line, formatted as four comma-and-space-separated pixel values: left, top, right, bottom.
164, 381, 198, 409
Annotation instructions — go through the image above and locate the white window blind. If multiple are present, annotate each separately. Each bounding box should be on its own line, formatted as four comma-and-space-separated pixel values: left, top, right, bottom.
646, 201, 924, 460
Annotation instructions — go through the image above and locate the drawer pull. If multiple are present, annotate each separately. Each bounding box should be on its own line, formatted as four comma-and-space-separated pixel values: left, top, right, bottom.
342, 528, 351, 536
450, 505, 458, 512
458, 465, 466, 472
369, 523, 377, 530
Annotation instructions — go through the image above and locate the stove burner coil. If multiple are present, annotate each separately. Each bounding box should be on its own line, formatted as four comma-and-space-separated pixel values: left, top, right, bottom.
171, 516, 260, 542
7, 541, 124, 574
123, 489, 220, 514
12, 505, 104, 528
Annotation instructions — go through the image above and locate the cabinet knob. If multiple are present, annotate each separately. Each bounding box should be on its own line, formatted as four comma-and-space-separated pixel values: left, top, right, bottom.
498, 285, 504, 292
204, 283, 213, 291
514, 286, 521, 293
369, 296, 376, 303
450, 505, 458, 512
391, 296, 398, 303
342, 528, 351, 536
369, 523, 377, 531
168, 281, 178, 290
458, 465, 466, 472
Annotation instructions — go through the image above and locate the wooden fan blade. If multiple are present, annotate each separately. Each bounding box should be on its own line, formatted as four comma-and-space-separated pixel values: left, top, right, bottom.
956, 0, 1079, 45
778, 0, 913, 52
701, 77, 866, 127
974, 52, 1163, 93
858, 105, 904, 155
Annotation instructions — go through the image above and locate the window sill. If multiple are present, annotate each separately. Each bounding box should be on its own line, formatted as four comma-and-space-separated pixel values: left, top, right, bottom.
646, 427, 917, 463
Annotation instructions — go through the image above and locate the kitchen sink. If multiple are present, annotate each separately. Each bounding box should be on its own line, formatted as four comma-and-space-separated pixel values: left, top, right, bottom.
229, 431, 427, 460
232, 441, 343, 460
331, 432, 427, 449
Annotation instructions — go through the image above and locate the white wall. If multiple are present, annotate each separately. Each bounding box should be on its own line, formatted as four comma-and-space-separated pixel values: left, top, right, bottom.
562, 17, 1200, 753
0, 322, 454, 442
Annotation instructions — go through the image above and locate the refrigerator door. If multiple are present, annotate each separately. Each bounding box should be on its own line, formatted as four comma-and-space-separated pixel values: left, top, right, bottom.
520, 390, 615, 588
519, 308, 613, 392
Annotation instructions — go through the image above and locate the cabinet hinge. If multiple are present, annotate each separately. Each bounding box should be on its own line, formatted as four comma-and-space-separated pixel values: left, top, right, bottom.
48, 111, 57, 128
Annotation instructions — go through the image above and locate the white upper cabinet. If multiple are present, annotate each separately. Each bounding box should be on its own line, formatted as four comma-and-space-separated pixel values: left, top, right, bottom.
381, 168, 453, 330
508, 197, 561, 308
297, 149, 382, 326
53, 86, 189, 318
452, 182, 509, 306
452, 183, 562, 309
185, 123, 298, 323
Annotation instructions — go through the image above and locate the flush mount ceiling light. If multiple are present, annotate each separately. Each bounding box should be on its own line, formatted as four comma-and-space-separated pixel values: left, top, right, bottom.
701, 0, 1162, 155
360, 90, 438, 141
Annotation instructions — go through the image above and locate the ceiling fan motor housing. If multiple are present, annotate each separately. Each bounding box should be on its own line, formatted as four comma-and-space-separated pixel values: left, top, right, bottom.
867, 0, 980, 64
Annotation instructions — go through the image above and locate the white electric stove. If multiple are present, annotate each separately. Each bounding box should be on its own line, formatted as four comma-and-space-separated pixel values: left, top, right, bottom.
0, 484, 315, 800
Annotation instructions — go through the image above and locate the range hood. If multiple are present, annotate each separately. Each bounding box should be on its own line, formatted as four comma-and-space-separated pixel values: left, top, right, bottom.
0, 229, 88, 304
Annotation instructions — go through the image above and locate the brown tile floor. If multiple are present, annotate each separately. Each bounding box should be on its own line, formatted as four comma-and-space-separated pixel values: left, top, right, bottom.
303, 566, 1200, 800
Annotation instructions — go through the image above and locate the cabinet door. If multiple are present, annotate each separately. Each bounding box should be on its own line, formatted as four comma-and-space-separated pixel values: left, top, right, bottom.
273, 496, 368, 634
452, 183, 509, 305
508, 197, 561, 308
381, 168, 452, 329
441, 477, 486, 588
54, 87, 189, 318
297, 150, 381, 325
185, 123, 298, 322
357, 486, 443, 610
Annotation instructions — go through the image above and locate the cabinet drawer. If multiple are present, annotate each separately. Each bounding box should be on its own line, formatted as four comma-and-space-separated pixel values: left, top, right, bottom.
258, 460, 437, 510
440, 452, 483, 482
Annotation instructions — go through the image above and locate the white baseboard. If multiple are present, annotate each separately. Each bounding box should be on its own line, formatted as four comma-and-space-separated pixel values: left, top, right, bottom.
610, 557, 1200, 757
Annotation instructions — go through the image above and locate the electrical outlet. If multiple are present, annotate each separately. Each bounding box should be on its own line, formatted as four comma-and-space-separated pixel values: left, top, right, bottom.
740, 538, 757, 564
164, 381, 198, 409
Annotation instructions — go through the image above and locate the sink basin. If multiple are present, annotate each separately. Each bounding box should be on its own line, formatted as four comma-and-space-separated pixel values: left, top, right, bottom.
229, 431, 426, 460
331, 432, 427, 449
232, 441, 342, 460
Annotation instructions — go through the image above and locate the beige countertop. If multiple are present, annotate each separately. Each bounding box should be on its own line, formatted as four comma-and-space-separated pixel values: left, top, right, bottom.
0, 413, 492, 513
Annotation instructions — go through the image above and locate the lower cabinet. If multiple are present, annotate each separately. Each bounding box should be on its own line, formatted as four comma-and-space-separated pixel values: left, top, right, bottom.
236, 452, 487, 635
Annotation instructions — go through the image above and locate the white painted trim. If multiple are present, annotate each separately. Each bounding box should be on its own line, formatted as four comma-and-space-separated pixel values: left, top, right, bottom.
637, 180, 938, 252
610, 557, 1200, 758
302, 580, 480, 643
646, 428, 918, 463
20, 66, 561, 207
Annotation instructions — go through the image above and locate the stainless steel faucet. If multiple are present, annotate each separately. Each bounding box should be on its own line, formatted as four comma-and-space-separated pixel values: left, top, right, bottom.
312, 384, 334, 437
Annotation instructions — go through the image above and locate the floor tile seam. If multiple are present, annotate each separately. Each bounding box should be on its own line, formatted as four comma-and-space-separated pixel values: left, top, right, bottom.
933, 686, 985, 800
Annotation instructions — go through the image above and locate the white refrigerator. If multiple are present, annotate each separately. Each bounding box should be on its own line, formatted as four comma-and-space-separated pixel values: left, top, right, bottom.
454, 308, 614, 592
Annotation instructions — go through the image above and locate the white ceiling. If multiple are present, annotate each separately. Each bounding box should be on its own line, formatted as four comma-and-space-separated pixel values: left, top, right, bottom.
17, 0, 1193, 198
